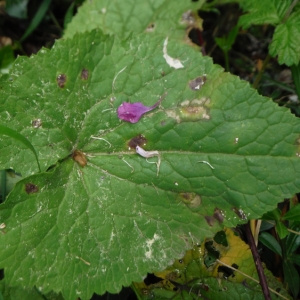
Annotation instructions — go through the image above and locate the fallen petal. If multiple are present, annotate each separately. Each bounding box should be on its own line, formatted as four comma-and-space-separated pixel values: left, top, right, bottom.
117, 102, 157, 123
117, 93, 167, 123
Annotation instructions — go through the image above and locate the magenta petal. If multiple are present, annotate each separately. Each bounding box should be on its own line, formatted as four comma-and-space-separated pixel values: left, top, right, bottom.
117, 101, 158, 123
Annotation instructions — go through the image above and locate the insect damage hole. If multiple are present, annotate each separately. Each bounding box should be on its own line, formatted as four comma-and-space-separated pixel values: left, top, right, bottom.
189, 75, 206, 90
145, 22, 155, 32
136, 146, 161, 176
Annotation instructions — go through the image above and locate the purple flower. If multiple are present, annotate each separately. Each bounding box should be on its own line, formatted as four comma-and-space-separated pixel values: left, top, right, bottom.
117, 93, 167, 123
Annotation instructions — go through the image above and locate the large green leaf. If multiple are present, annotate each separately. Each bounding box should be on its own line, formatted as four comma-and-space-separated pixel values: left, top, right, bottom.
1, 30, 300, 299
64, 0, 204, 40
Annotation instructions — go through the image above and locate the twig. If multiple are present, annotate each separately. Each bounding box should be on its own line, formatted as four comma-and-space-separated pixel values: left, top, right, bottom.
216, 259, 289, 300
244, 221, 271, 300
252, 54, 271, 89
266, 220, 300, 235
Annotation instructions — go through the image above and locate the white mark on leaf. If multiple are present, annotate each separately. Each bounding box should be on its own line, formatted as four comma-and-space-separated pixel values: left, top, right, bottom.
112, 66, 127, 90
136, 146, 161, 176
197, 160, 215, 169
91, 136, 112, 148
163, 37, 184, 69
122, 157, 134, 173
145, 234, 160, 259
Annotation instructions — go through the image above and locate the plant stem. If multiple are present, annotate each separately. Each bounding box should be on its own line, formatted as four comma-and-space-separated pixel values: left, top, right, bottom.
253, 54, 271, 89
244, 221, 272, 300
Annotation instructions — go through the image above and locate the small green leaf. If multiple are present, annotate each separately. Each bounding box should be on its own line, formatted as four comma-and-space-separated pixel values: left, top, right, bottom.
215, 25, 239, 53
0, 124, 41, 172
283, 260, 300, 299
260, 220, 275, 231
286, 223, 300, 255
269, 10, 300, 66
238, 0, 292, 28
259, 232, 282, 257
283, 203, 300, 221
261, 208, 281, 221
276, 222, 289, 239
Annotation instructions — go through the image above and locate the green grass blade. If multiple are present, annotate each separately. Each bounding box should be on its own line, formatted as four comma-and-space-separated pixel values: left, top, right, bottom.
258, 231, 282, 257
20, 0, 52, 42
0, 125, 41, 172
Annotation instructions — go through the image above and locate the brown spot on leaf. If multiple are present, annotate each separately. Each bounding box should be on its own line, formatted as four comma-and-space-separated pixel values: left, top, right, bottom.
189, 75, 206, 90
166, 98, 211, 123
57, 74, 66, 88
32, 119, 42, 128
128, 134, 147, 149
200, 284, 209, 292
181, 10, 197, 26
213, 208, 224, 223
81, 68, 89, 80
179, 192, 201, 208
25, 183, 39, 194
205, 216, 215, 227
145, 23, 155, 32
232, 207, 247, 220
72, 150, 87, 167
